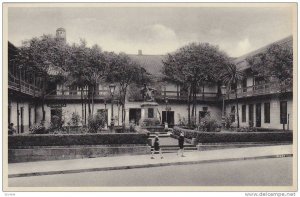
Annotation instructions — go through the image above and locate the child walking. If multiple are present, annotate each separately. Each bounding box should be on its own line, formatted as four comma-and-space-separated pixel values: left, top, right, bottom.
151, 135, 164, 159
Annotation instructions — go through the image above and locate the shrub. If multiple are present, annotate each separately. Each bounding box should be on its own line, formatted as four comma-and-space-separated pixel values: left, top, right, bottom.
173, 127, 200, 139
29, 122, 48, 134
177, 114, 187, 126
70, 112, 81, 126
129, 121, 136, 132
198, 115, 221, 132
79, 125, 89, 133
88, 113, 106, 133
140, 118, 160, 127
190, 116, 198, 129
224, 115, 233, 129
49, 115, 64, 132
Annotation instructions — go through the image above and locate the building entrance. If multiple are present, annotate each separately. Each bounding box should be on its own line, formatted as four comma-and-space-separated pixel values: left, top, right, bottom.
129, 108, 141, 125
51, 108, 62, 123
162, 111, 174, 127
249, 104, 254, 127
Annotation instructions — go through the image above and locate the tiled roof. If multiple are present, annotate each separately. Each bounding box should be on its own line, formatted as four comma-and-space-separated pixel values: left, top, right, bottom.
128, 54, 166, 76
47, 63, 68, 76
128, 36, 293, 75
56, 27, 66, 31
234, 36, 293, 70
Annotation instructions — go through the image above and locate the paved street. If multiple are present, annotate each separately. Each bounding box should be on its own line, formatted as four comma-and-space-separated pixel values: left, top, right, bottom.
9, 157, 292, 187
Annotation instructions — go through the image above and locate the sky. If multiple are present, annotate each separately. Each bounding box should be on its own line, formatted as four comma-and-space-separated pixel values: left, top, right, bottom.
7, 5, 294, 57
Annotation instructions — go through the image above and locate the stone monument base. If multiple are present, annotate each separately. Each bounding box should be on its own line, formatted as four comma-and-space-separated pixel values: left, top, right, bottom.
140, 102, 160, 126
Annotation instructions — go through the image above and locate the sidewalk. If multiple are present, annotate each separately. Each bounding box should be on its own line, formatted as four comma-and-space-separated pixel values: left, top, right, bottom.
8, 145, 293, 178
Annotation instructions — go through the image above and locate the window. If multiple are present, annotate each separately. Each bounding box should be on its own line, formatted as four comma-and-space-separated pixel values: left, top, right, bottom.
264, 103, 270, 123
254, 77, 265, 91
162, 111, 175, 126
242, 78, 247, 92
242, 105, 246, 122
69, 86, 77, 95
255, 77, 265, 85
230, 83, 237, 91
148, 108, 154, 118
280, 101, 287, 124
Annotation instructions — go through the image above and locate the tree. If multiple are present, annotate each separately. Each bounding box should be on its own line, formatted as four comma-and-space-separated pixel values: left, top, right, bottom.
162, 43, 229, 126
66, 40, 91, 124
85, 45, 109, 115
246, 43, 293, 92
12, 35, 70, 121
107, 53, 151, 124
220, 63, 245, 128
66, 41, 111, 123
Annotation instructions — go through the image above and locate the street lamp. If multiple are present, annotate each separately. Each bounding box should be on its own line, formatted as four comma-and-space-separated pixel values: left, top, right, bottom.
165, 97, 169, 129
221, 85, 227, 129
109, 84, 116, 132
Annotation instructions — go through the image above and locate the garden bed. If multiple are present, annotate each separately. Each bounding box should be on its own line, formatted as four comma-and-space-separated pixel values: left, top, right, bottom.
173, 126, 293, 143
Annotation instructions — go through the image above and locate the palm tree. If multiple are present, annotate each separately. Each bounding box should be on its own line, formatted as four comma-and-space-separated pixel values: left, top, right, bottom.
220, 63, 245, 128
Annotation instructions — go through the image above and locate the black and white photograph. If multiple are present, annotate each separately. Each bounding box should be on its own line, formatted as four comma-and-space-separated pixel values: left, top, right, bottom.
3, 2, 297, 192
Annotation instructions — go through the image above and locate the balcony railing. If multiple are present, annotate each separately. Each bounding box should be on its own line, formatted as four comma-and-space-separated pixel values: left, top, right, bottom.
226, 82, 292, 100
8, 73, 42, 97
157, 90, 219, 101
45, 89, 110, 100
46, 89, 220, 101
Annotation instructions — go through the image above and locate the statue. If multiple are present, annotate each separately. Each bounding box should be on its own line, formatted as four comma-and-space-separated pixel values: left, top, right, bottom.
140, 83, 156, 102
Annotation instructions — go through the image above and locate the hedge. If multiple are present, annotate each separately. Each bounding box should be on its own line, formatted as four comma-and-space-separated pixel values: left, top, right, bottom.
8, 133, 149, 148
255, 128, 293, 132
173, 126, 293, 143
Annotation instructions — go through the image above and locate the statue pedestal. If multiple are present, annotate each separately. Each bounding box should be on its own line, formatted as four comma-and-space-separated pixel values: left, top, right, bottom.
140, 102, 159, 126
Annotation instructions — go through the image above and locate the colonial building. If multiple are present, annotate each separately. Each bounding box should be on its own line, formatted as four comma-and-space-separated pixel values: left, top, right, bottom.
7, 28, 293, 133
8, 42, 44, 133
224, 36, 293, 130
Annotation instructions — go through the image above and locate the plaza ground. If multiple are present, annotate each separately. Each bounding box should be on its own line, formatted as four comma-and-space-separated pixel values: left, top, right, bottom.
7, 145, 293, 188
8, 157, 292, 187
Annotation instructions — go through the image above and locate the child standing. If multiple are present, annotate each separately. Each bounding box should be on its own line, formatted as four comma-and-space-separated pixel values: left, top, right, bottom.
177, 132, 185, 157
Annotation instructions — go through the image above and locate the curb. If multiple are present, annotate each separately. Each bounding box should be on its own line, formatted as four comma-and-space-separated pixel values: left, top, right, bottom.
8, 153, 293, 178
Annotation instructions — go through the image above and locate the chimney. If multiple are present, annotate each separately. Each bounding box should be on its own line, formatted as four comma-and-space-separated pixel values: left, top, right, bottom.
138, 50, 142, 55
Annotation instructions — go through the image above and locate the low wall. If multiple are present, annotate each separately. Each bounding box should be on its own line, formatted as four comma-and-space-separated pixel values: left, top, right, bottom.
9, 145, 151, 163
197, 142, 292, 151
8, 133, 150, 163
